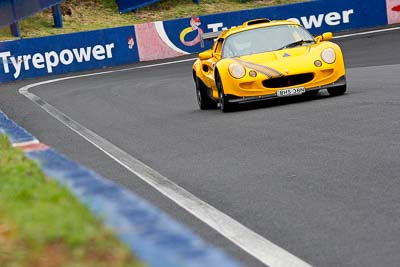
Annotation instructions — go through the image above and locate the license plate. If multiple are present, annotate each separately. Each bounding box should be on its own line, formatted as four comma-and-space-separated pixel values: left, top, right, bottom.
276, 87, 305, 97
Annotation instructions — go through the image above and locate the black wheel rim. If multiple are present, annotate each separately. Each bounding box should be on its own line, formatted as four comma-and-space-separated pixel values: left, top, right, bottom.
216, 75, 224, 110
219, 90, 224, 110
196, 79, 202, 107
196, 86, 202, 106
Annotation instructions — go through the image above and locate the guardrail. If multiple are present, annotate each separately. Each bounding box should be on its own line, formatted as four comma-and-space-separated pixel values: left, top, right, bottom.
0, 0, 399, 83
117, 0, 201, 14
0, 0, 64, 37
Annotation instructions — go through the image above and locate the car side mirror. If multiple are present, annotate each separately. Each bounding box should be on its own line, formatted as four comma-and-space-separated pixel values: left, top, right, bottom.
315, 32, 333, 42
322, 32, 333, 41
199, 50, 213, 60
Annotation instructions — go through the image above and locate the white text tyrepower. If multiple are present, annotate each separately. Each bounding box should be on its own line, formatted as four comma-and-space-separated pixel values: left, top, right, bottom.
0, 43, 115, 79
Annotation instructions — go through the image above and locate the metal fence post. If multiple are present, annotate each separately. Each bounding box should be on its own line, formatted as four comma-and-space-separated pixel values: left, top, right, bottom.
9, 0, 21, 37
10, 22, 21, 37
52, 4, 63, 28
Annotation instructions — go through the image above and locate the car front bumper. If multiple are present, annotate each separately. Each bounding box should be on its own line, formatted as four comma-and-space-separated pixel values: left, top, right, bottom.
226, 75, 346, 104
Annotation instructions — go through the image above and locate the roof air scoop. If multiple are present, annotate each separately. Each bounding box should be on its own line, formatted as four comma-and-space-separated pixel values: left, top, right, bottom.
243, 18, 271, 26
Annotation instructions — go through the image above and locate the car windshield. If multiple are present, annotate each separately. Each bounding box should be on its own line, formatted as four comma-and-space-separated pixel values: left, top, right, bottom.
222, 24, 315, 58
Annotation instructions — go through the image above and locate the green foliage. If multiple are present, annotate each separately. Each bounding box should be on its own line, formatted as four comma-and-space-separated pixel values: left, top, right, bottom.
0, 135, 143, 267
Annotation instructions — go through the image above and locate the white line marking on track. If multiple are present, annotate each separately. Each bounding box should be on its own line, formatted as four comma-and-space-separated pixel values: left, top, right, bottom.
18, 58, 196, 86
18, 26, 397, 267
19, 62, 311, 267
334, 26, 400, 39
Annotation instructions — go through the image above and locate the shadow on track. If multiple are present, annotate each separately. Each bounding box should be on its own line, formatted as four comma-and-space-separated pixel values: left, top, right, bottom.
211, 90, 348, 113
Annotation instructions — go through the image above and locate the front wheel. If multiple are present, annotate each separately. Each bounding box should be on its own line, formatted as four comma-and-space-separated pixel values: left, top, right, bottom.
327, 84, 347, 96
216, 72, 234, 112
195, 77, 216, 110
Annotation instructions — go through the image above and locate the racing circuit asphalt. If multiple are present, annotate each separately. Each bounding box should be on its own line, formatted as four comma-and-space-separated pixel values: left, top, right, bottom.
1, 27, 400, 267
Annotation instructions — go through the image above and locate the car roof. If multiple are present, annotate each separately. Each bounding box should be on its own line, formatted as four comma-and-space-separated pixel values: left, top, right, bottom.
218, 19, 300, 40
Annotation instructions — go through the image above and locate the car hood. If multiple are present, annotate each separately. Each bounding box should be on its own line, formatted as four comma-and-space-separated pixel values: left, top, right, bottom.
230, 45, 321, 77
237, 46, 312, 64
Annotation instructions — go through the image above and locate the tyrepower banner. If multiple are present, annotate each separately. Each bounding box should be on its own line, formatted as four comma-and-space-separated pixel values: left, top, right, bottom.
0, 26, 139, 83
136, 0, 390, 60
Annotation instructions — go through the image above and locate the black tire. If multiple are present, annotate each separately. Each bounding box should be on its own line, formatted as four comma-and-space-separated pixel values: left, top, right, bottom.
327, 84, 347, 96
215, 72, 234, 112
195, 77, 216, 110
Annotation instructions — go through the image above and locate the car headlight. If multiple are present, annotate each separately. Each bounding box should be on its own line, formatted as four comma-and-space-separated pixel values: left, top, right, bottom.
321, 48, 336, 64
228, 63, 246, 79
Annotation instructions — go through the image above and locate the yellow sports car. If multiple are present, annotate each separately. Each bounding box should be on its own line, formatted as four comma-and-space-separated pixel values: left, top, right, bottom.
192, 18, 346, 112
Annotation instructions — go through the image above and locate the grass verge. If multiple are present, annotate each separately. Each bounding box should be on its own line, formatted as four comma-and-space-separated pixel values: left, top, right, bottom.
0, 0, 303, 41
0, 134, 144, 267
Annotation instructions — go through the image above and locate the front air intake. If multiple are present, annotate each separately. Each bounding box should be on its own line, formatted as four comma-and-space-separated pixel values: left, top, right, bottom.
262, 73, 314, 88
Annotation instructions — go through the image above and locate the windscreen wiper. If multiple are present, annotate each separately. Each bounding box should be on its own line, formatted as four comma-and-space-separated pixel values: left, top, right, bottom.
278, 40, 314, 50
